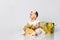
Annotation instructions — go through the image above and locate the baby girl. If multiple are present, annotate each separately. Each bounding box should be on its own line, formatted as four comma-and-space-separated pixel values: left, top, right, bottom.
23, 10, 45, 40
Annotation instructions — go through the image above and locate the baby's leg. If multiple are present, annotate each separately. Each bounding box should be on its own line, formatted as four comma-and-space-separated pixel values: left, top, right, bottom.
31, 31, 37, 36
30, 32, 37, 40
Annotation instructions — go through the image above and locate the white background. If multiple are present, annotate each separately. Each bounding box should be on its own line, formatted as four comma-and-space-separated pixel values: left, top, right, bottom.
0, 0, 60, 40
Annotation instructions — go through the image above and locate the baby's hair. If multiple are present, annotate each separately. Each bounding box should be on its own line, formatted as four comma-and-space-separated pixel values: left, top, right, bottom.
35, 11, 38, 17
30, 10, 38, 17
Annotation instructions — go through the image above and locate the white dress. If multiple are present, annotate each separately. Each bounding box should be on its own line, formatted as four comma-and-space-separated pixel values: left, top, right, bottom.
34, 28, 45, 40
24, 19, 46, 40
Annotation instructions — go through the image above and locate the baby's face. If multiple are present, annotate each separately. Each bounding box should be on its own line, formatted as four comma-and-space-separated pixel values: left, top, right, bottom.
30, 11, 36, 20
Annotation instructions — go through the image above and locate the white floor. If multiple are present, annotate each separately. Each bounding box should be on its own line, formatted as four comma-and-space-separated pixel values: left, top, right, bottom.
0, 25, 60, 40
15, 27, 60, 40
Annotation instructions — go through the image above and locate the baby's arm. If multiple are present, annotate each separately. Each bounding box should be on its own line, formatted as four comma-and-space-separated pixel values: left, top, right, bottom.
34, 22, 40, 29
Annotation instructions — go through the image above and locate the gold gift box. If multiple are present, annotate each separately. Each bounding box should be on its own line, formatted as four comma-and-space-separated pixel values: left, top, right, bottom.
23, 22, 55, 35
23, 24, 35, 34
40, 22, 55, 34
